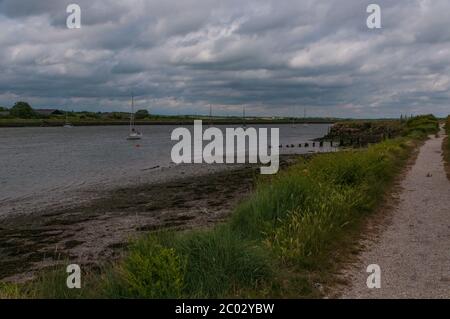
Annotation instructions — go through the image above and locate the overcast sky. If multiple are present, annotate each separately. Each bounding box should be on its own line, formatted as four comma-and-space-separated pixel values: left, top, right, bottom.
0, 0, 449, 118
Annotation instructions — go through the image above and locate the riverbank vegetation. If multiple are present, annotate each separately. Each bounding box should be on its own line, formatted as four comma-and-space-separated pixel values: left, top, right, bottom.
0, 101, 335, 127
0, 115, 439, 299
324, 115, 440, 146
0, 117, 335, 127
444, 116, 450, 179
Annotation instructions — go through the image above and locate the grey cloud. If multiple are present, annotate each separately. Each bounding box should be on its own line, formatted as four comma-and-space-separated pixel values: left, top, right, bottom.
0, 0, 63, 17
0, 0, 449, 118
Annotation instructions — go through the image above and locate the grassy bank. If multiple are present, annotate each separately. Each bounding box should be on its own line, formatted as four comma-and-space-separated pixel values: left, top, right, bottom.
0, 116, 439, 299
444, 116, 450, 179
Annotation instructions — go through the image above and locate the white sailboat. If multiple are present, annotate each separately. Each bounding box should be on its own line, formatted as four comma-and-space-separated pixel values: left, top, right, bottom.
63, 111, 73, 128
127, 95, 142, 140
209, 104, 213, 127
291, 106, 296, 128
303, 108, 309, 127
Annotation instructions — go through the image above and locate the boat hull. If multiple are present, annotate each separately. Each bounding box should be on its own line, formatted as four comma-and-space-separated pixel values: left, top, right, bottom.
127, 134, 142, 140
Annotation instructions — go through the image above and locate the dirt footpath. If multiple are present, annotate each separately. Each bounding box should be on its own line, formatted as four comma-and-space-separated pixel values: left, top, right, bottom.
337, 128, 450, 298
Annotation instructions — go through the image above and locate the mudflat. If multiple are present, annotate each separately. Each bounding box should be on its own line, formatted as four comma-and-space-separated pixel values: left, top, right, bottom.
0, 156, 299, 282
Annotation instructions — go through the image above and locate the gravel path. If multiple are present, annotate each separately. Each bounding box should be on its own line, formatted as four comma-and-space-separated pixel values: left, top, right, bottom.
339, 127, 450, 298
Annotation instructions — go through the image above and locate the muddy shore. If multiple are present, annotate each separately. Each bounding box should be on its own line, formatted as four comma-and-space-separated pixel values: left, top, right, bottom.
0, 155, 300, 282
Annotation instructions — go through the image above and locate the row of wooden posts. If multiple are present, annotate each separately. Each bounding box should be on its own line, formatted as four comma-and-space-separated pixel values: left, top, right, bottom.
274, 133, 394, 150
278, 140, 335, 148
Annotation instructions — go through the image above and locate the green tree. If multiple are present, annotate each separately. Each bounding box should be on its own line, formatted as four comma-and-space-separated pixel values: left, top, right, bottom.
109, 112, 125, 120
135, 109, 150, 119
10, 102, 35, 118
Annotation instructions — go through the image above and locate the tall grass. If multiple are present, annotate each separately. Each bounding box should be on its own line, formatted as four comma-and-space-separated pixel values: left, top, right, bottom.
1, 116, 439, 299
444, 116, 450, 179
0, 283, 22, 299
101, 237, 185, 298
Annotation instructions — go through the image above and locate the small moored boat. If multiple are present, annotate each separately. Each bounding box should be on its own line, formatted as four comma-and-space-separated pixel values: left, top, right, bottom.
127, 95, 142, 140
63, 111, 73, 128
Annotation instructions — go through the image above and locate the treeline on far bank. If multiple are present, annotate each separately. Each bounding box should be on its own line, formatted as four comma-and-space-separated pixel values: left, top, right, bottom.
0, 101, 336, 127
0, 115, 440, 299
0, 101, 163, 124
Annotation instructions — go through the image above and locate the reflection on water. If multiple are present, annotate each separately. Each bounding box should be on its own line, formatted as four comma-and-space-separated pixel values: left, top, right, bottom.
0, 124, 331, 207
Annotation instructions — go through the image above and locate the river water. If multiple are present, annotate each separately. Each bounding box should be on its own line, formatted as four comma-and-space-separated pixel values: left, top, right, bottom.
0, 124, 332, 216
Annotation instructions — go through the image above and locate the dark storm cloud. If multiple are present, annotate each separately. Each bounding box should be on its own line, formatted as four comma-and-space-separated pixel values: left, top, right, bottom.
0, 0, 449, 117
0, 0, 62, 17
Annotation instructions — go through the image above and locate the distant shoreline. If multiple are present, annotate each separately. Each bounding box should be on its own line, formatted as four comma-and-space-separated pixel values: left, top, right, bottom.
0, 119, 336, 127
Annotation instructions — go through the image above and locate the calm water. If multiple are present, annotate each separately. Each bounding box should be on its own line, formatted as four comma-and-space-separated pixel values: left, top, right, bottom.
0, 124, 331, 210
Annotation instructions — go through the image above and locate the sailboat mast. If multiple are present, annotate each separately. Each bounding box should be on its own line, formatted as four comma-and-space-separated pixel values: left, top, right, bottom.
209, 104, 212, 126
292, 106, 295, 127
130, 95, 135, 133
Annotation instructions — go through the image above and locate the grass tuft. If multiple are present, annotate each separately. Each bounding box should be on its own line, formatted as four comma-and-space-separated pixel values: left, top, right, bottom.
101, 236, 184, 298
